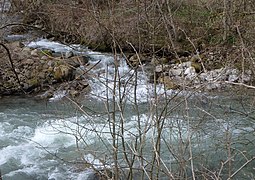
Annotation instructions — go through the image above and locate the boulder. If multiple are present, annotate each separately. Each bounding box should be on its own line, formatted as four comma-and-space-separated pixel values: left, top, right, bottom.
127, 54, 148, 67
227, 69, 239, 82
191, 62, 202, 73
31, 49, 39, 57
184, 67, 196, 76
158, 76, 179, 90
155, 65, 163, 73
53, 65, 74, 81
169, 68, 182, 76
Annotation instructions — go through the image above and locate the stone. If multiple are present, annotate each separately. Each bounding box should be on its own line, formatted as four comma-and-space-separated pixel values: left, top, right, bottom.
23, 59, 34, 65
75, 66, 85, 79
158, 76, 179, 90
36, 90, 54, 99
240, 74, 251, 82
69, 89, 79, 97
22, 47, 31, 54
159, 57, 169, 64
53, 65, 73, 81
81, 56, 90, 65
31, 49, 39, 57
228, 74, 239, 82
65, 51, 74, 58
155, 65, 163, 73
41, 55, 48, 60
184, 67, 196, 76
191, 62, 202, 73
179, 61, 192, 68
169, 68, 182, 76
65, 57, 81, 68
227, 68, 239, 82
128, 54, 148, 67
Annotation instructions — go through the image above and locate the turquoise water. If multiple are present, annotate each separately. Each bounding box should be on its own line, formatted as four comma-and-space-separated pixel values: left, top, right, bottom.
0, 90, 254, 179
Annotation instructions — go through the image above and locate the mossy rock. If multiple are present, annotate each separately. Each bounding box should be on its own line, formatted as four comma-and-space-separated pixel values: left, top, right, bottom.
53, 65, 73, 81
28, 78, 40, 87
191, 62, 202, 73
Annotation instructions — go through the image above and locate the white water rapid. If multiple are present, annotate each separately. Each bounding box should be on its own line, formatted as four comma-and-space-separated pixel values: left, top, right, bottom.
0, 39, 254, 179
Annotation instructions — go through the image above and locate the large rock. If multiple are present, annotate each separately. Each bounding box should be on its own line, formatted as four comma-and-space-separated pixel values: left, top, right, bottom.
158, 76, 179, 90
169, 68, 182, 76
184, 67, 196, 76
53, 65, 74, 81
127, 54, 149, 67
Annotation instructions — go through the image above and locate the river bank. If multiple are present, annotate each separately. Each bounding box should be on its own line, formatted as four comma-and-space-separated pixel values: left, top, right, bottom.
0, 37, 254, 100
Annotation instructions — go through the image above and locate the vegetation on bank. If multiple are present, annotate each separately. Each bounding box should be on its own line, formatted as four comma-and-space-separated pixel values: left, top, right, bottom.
6, 0, 254, 78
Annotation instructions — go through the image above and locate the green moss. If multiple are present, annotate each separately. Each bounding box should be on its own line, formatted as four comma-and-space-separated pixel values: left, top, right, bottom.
40, 49, 53, 56
28, 78, 39, 86
191, 62, 202, 73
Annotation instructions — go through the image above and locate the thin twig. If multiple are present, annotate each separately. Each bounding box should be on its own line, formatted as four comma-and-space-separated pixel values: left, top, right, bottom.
227, 157, 255, 180
225, 81, 255, 89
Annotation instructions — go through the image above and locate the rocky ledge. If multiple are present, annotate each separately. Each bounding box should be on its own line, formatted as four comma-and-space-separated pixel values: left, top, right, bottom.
0, 41, 91, 99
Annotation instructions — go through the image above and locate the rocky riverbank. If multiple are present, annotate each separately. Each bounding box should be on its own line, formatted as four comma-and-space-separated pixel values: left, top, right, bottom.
128, 53, 253, 91
0, 41, 91, 98
0, 40, 253, 99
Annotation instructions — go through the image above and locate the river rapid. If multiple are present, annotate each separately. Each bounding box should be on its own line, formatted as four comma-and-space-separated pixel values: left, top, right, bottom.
0, 39, 255, 179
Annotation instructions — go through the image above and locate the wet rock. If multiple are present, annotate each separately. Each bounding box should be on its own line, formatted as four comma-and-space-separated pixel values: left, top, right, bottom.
36, 90, 54, 99
75, 66, 85, 79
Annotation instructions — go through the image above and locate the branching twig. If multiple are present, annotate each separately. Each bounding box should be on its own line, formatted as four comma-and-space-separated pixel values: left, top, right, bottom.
227, 157, 255, 180
0, 42, 25, 93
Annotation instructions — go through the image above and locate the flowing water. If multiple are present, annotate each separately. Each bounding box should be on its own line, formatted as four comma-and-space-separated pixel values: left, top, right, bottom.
0, 39, 255, 179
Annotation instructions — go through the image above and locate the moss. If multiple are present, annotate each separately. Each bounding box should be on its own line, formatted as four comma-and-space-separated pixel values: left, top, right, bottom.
191, 62, 202, 73
28, 78, 39, 87
40, 49, 53, 56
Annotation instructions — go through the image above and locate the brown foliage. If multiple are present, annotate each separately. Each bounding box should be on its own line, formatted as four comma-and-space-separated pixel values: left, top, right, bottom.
8, 0, 255, 55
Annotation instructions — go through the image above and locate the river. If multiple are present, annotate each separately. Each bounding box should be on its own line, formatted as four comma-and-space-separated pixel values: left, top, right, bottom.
0, 39, 255, 179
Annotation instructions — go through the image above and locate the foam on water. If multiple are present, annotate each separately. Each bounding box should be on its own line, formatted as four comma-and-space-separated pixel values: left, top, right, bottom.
27, 39, 82, 53
26, 39, 207, 104
49, 90, 67, 102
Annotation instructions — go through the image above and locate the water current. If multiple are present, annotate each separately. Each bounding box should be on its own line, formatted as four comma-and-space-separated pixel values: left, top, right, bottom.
0, 39, 255, 179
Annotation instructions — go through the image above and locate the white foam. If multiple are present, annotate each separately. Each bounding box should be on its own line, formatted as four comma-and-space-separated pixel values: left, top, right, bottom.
27, 39, 74, 53
49, 90, 67, 102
